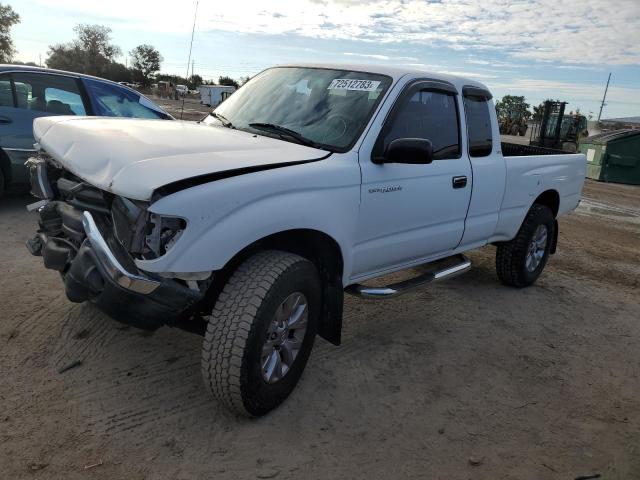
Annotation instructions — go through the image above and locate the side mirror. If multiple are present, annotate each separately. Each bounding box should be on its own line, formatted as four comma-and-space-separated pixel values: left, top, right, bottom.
382, 138, 434, 164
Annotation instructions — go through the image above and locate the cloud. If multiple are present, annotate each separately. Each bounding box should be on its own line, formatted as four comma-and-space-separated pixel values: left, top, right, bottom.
196, 0, 640, 66
31, 0, 640, 66
466, 59, 527, 69
343, 52, 418, 61
554, 65, 602, 71
344, 52, 391, 60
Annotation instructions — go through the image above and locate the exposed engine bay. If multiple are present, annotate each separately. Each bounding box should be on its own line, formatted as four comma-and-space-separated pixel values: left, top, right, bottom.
25, 153, 205, 329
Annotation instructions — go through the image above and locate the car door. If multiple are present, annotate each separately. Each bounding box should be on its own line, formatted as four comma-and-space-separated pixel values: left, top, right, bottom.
0, 71, 89, 184
0, 72, 36, 184
351, 79, 472, 279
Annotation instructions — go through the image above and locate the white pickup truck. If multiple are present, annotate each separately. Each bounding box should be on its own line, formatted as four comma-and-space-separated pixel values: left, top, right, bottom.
26, 64, 586, 416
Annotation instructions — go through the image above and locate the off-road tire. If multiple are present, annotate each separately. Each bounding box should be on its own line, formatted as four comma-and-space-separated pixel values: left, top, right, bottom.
0, 168, 5, 198
201, 250, 321, 417
496, 204, 555, 288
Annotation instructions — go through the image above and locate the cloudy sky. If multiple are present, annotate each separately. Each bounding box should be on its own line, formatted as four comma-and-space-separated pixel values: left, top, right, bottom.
10, 0, 640, 118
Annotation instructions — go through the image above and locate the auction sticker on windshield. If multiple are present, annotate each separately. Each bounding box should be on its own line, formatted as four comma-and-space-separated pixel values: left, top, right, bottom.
327, 79, 381, 91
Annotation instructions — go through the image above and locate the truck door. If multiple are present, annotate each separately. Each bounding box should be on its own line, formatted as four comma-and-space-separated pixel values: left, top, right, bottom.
352, 80, 472, 278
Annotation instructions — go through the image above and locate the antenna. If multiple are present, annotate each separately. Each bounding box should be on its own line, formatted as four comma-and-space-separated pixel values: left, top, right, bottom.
180, 0, 199, 120
597, 72, 611, 122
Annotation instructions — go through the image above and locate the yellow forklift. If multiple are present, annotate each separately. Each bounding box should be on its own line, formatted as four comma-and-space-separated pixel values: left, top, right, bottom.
530, 101, 588, 152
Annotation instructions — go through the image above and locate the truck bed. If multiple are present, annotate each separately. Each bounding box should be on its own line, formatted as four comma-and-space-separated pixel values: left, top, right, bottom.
501, 142, 566, 156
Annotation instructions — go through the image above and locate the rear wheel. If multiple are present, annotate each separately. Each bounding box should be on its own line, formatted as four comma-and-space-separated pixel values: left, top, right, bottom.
496, 204, 555, 287
201, 250, 321, 417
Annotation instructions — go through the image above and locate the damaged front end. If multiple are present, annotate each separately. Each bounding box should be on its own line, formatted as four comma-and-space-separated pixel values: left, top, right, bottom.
25, 153, 206, 330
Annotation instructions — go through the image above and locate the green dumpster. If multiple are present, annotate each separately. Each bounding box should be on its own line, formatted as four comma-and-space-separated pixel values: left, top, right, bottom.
580, 129, 640, 185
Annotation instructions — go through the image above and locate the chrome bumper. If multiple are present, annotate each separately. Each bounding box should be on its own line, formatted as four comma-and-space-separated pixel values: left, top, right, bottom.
82, 211, 160, 294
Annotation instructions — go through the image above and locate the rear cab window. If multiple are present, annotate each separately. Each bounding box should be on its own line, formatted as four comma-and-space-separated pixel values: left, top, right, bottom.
462, 86, 493, 157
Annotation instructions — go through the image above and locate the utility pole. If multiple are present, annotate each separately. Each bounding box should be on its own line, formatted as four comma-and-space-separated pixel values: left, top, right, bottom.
39, 54, 41, 67
192, 59, 195, 79
180, 0, 199, 120
597, 72, 611, 122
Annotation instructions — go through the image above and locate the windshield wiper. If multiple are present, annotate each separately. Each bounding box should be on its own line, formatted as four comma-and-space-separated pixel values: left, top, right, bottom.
210, 112, 234, 128
248, 123, 321, 148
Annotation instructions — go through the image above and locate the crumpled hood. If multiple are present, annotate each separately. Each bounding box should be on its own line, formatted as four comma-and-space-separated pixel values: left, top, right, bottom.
33, 116, 329, 201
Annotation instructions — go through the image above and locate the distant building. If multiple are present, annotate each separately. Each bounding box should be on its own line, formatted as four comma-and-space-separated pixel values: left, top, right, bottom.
198, 85, 236, 107
599, 116, 640, 131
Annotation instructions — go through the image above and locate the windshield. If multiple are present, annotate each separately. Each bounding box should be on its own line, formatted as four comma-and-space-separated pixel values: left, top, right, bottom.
208, 67, 392, 151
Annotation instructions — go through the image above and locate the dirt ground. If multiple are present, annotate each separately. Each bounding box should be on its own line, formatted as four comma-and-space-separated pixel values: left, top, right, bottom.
150, 95, 210, 121
1, 179, 639, 480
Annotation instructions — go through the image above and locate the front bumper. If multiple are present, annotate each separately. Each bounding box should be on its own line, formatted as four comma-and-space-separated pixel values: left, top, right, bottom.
28, 205, 203, 329
82, 211, 159, 294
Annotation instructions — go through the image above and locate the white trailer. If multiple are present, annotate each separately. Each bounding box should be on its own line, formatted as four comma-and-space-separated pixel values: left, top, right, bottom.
198, 85, 236, 107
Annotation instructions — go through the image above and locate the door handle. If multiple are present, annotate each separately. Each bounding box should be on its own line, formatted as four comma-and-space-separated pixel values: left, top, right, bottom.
452, 176, 467, 189
0, 116, 12, 125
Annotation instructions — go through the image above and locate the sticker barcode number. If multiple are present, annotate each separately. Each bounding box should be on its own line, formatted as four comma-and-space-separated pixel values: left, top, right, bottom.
327, 79, 381, 91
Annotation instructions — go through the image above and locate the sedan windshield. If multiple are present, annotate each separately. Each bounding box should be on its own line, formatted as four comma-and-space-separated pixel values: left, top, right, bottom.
208, 67, 392, 151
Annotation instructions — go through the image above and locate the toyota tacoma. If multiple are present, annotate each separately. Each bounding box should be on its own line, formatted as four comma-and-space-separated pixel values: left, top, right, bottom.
25, 64, 586, 416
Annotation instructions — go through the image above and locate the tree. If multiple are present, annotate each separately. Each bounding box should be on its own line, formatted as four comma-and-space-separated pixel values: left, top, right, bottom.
47, 24, 121, 77
495, 95, 531, 121
0, 3, 20, 63
157, 73, 187, 85
129, 44, 162, 87
103, 61, 131, 83
239, 75, 251, 86
218, 75, 239, 88
188, 74, 203, 89
12, 60, 38, 67
532, 99, 560, 121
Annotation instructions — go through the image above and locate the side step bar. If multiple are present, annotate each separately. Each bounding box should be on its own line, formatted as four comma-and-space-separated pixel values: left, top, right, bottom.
345, 254, 471, 299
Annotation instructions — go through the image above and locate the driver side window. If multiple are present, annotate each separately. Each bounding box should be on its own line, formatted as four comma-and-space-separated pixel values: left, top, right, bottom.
381, 89, 460, 160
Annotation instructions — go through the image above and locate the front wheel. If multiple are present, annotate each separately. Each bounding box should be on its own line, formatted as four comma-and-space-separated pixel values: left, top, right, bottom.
201, 250, 321, 417
496, 204, 555, 288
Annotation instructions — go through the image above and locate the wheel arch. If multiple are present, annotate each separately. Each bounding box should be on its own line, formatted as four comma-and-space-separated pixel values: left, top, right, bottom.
533, 189, 560, 218
203, 228, 345, 346
532, 189, 560, 254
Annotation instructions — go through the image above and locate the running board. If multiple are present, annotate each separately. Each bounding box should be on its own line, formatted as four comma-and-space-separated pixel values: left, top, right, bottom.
345, 254, 471, 299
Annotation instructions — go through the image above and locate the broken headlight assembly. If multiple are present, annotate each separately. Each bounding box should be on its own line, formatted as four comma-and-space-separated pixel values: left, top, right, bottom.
111, 196, 186, 260
145, 212, 187, 258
